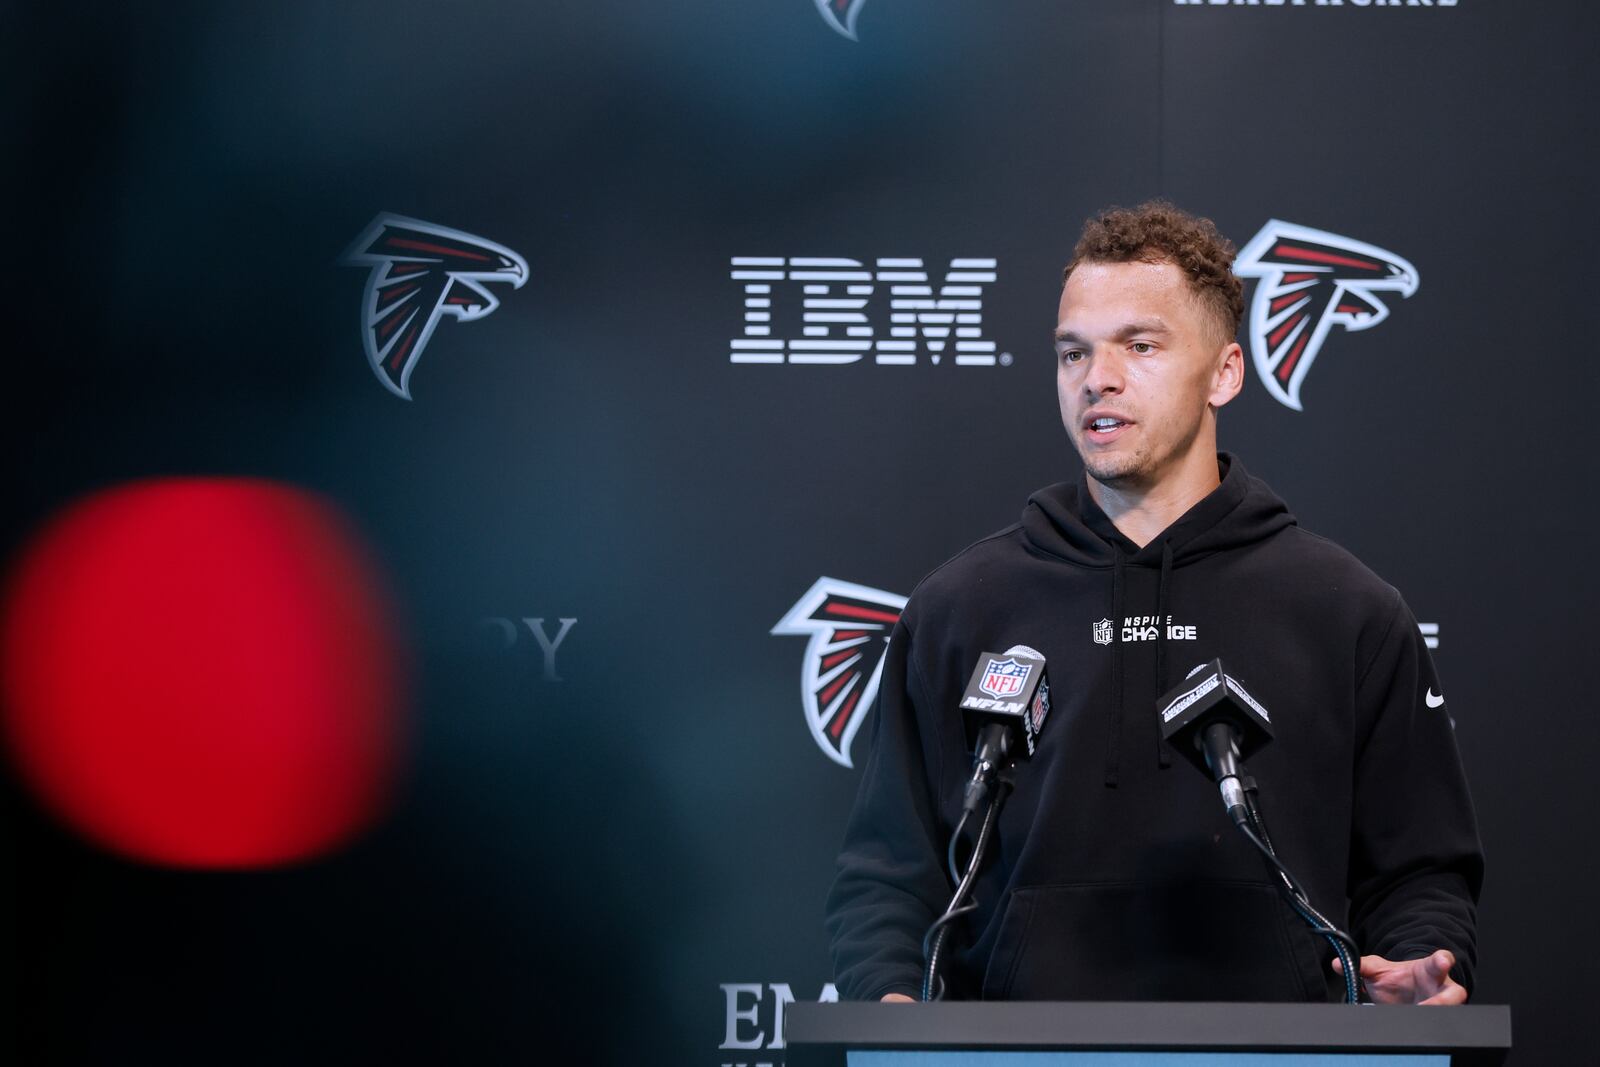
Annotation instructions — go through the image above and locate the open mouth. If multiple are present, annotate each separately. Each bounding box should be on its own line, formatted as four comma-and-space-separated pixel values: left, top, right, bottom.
1084, 415, 1131, 440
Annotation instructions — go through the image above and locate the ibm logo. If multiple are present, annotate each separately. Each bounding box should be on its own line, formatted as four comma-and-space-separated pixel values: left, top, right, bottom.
729, 257, 1002, 366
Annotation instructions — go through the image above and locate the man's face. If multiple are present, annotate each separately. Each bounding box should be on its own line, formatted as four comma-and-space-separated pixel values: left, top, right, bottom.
1054, 259, 1240, 492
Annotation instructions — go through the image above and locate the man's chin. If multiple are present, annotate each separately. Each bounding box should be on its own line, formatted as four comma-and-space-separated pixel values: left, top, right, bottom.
1082, 454, 1157, 494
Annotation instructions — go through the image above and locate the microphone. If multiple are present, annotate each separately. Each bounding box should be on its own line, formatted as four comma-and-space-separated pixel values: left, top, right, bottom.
957, 646, 1051, 814
1156, 658, 1273, 825
1155, 659, 1369, 1004
923, 646, 1051, 1001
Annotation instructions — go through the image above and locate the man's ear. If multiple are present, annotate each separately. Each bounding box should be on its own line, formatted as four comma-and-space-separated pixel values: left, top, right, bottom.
1209, 342, 1245, 409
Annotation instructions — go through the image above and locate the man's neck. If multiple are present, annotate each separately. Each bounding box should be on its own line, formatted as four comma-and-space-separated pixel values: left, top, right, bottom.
1086, 452, 1222, 549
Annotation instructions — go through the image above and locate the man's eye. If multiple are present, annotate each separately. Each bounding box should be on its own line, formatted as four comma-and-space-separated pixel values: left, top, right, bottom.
1131, 342, 1154, 354
1060, 349, 1085, 363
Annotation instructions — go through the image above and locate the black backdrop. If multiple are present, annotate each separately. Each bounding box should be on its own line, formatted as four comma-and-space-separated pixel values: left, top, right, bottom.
5, 2, 1596, 1064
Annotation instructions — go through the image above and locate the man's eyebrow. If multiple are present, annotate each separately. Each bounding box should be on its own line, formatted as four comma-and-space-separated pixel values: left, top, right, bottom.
1053, 321, 1171, 344
1114, 320, 1170, 339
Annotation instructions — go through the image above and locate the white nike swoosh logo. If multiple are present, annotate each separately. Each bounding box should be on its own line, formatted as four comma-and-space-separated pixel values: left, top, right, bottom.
1426, 689, 1445, 708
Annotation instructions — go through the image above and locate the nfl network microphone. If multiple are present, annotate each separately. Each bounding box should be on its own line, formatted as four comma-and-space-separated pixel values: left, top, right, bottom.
957, 646, 1051, 815
1157, 658, 1273, 825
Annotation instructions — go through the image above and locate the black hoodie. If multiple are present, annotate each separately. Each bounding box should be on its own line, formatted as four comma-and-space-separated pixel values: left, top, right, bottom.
825, 455, 1482, 1002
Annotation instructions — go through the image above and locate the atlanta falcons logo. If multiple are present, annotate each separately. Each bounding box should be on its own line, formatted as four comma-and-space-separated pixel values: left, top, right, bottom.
814, 0, 867, 40
772, 577, 906, 767
1234, 221, 1418, 412
342, 214, 527, 400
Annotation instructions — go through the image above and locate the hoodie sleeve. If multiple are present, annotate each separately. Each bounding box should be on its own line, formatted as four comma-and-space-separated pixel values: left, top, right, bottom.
824, 618, 953, 1001
1347, 592, 1484, 994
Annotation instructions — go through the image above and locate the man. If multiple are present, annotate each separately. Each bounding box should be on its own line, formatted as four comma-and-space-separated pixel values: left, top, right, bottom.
824, 201, 1481, 1006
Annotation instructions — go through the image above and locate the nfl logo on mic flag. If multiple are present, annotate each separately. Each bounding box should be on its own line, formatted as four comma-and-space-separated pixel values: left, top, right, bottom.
980, 657, 1031, 699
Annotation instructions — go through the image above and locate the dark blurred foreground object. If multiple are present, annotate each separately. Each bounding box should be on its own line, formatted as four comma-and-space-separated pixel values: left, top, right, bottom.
1, 478, 407, 868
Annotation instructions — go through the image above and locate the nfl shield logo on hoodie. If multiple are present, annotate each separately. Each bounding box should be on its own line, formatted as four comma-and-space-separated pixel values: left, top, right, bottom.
1093, 619, 1113, 646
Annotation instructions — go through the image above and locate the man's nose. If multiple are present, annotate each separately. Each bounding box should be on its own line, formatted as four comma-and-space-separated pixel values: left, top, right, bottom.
1083, 347, 1124, 398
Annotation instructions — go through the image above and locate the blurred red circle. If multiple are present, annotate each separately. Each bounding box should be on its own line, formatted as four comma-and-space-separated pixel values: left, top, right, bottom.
1, 479, 406, 868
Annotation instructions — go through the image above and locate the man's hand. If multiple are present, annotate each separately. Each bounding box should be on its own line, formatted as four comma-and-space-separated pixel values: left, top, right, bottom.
881, 993, 916, 1003
1333, 949, 1467, 1005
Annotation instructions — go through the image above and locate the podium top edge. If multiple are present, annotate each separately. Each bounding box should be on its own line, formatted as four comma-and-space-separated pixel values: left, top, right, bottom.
785, 1001, 1512, 1052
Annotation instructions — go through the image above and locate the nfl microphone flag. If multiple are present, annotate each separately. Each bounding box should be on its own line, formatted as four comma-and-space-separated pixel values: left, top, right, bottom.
959, 649, 1050, 758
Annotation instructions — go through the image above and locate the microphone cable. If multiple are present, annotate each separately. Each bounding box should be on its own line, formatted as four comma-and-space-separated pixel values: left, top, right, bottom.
946, 809, 973, 885
1237, 781, 1365, 1004
921, 778, 1010, 1002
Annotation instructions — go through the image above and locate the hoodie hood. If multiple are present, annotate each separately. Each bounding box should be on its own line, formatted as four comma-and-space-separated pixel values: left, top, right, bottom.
1020, 453, 1296, 567
1017, 453, 1298, 785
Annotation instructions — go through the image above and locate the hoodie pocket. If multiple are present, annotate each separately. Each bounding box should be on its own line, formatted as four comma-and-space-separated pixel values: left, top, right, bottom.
979, 881, 1327, 1002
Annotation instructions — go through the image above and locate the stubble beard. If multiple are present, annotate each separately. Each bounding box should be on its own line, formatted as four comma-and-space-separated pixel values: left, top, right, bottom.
1081, 444, 1152, 491
1065, 401, 1155, 491
1078, 412, 1208, 494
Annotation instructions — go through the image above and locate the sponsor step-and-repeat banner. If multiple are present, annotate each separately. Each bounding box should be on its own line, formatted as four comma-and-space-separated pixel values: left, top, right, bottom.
6, 2, 1595, 1064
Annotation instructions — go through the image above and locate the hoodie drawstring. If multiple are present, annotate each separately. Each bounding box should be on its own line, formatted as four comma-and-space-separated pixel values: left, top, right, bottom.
1103, 550, 1126, 787
1155, 539, 1174, 770
1105, 540, 1176, 785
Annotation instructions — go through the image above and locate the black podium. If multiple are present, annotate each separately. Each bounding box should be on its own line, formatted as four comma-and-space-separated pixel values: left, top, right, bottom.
785, 1002, 1511, 1067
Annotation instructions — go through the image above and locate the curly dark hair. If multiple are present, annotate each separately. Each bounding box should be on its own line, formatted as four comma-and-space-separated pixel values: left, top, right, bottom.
1063, 200, 1244, 344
